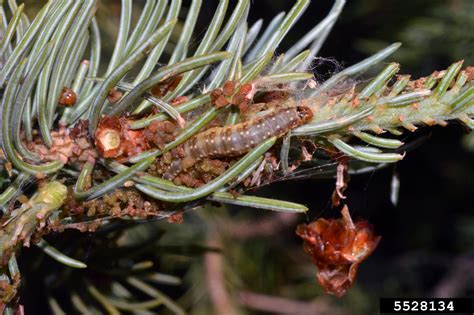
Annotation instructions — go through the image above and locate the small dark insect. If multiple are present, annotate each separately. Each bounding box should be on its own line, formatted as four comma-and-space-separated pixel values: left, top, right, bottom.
164, 105, 313, 179
296, 205, 380, 297
58, 87, 77, 107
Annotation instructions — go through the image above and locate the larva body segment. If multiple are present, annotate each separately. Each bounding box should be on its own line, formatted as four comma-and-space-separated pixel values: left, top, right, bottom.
185, 106, 313, 158
164, 106, 313, 179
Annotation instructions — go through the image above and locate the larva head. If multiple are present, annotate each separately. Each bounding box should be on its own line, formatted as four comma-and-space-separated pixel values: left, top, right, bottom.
296, 106, 314, 124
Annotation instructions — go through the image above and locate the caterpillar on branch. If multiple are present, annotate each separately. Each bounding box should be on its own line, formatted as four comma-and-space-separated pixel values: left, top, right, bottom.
164, 105, 313, 179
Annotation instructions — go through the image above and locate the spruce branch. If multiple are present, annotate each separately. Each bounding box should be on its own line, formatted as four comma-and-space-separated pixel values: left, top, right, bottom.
0, 0, 471, 311
294, 60, 473, 163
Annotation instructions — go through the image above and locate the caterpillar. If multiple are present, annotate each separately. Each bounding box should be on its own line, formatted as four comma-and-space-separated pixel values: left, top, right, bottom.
164, 105, 313, 179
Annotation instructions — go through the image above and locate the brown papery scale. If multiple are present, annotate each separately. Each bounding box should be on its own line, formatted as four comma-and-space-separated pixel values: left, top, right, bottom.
222, 81, 236, 96
150, 75, 182, 98
58, 87, 77, 107
164, 105, 313, 179
210, 88, 229, 108
296, 205, 381, 297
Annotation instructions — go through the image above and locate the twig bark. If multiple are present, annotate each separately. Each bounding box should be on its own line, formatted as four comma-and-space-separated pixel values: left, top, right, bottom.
238, 290, 345, 315
204, 233, 240, 315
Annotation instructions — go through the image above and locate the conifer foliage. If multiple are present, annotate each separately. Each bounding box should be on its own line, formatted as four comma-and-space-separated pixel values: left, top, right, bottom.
0, 0, 472, 313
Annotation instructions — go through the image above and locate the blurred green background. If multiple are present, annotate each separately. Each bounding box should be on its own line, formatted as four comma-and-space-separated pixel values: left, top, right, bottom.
15, 0, 474, 314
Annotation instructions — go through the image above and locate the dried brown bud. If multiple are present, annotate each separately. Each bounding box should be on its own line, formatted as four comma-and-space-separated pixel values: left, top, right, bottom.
239, 83, 253, 95
215, 95, 230, 108
95, 116, 155, 160
210, 88, 223, 102
223, 80, 235, 96
95, 117, 123, 158
296, 205, 380, 297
